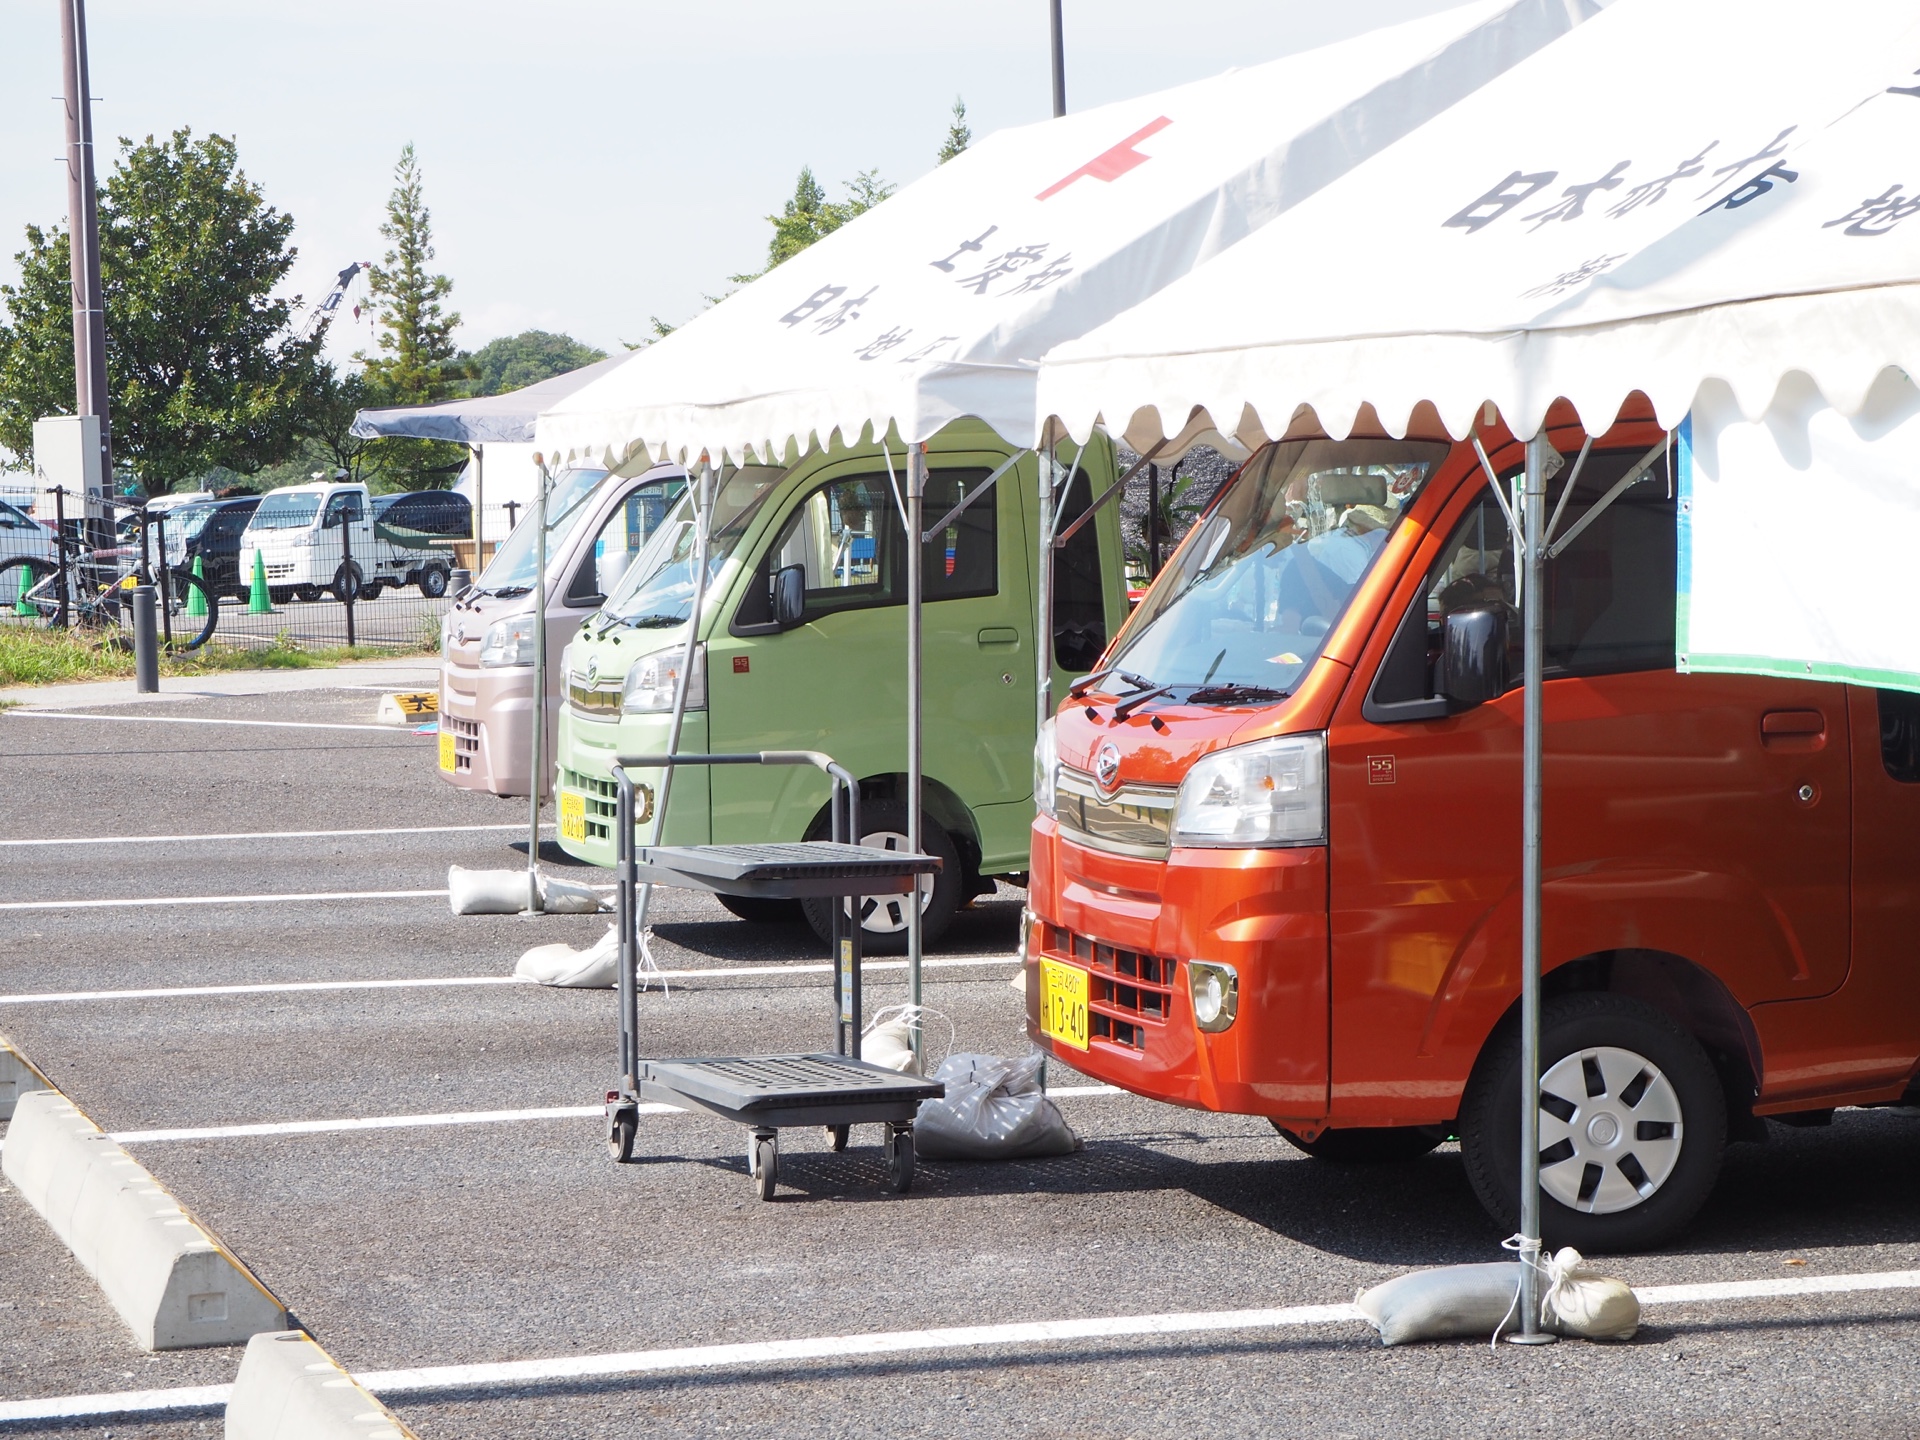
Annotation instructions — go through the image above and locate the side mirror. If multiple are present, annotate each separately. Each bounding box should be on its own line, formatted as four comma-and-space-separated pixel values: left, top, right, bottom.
1439, 607, 1508, 708
772, 564, 807, 630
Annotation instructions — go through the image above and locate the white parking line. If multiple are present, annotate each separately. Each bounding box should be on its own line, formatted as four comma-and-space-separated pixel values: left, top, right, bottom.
0, 888, 449, 912
0, 954, 1022, 1005
7, 1267, 1919, 1423
107, 1085, 1125, 1146
2, 823, 551, 848
7, 709, 415, 733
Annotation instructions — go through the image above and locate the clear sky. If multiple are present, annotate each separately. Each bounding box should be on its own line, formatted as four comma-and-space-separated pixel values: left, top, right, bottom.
1, 1, 1481, 367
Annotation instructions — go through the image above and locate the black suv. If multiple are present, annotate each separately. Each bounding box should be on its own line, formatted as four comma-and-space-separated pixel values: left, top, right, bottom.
179, 496, 262, 600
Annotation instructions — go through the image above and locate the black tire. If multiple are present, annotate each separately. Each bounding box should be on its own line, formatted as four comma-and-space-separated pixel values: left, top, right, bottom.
292, 585, 320, 603
0, 556, 59, 626
418, 565, 449, 598
717, 893, 806, 925
885, 1127, 915, 1194
826, 1123, 849, 1153
1460, 992, 1726, 1253
752, 1135, 779, 1201
1274, 1122, 1446, 1163
331, 562, 363, 603
607, 1111, 636, 1164
358, 581, 384, 602
801, 800, 964, 955
159, 568, 218, 652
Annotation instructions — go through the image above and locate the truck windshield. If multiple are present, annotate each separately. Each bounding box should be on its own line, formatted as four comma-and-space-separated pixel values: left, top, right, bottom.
601, 466, 785, 628
1109, 437, 1450, 697
249, 493, 322, 530
475, 468, 610, 594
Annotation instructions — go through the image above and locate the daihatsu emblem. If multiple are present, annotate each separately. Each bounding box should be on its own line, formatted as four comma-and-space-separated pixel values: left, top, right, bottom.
585, 656, 599, 686
1094, 741, 1122, 794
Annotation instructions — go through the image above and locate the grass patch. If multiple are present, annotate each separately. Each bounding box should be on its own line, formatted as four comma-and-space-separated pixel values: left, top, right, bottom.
0, 629, 431, 688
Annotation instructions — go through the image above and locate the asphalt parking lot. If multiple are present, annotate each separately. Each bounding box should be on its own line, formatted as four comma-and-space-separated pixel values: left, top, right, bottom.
2, 678, 1918, 1438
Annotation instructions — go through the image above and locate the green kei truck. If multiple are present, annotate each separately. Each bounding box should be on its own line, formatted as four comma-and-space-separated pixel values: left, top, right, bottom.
551, 422, 1127, 951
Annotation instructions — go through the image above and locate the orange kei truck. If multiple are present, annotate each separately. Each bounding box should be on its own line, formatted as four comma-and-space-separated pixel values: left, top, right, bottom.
1026, 399, 1920, 1250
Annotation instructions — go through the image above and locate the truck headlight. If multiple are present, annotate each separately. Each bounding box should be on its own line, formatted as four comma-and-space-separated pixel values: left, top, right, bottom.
480, 614, 537, 668
1171, 733, 1326, 847
623, 642, 705, 713
1188, 960, 1238, 1032
1033, 717, 1057, 818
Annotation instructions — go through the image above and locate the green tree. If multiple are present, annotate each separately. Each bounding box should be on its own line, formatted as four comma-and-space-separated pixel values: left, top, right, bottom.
0, 128, 327, 490
937, 97, 972, 164
359, 143, 465, 487
730, 166, 896, 286
459, 330, 605, 396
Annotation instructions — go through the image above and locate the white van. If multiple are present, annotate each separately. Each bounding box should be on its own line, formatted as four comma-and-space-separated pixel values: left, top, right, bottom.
239, 481, 463, 602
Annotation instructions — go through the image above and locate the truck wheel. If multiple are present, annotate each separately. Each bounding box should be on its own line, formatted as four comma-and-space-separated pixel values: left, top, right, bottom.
330, 563, 362, 603
1460, 993, 1725, 1253
800, 801, 962, 955
717, 893, 804, 925
1273, 1123, 1445, 1163
419, 566, 449, 598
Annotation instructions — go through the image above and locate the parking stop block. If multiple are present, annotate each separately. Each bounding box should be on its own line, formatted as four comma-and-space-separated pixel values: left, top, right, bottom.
0, 1034, 52, 1119
225, 1331, 417, 1440
376, 692, 438, 725
1, 1089, 287, 1350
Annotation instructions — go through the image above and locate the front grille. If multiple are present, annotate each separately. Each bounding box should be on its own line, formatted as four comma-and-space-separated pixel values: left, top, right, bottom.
266, 562, 295, 579
1034, 922, 1179, 1052
444, 714, 478, 773
561, 766, 619, 841
568, 680, 623, 716
1055, 766, 1177, 859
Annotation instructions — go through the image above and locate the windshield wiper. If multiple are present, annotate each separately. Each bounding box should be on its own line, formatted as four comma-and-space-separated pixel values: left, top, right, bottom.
619, 612, 687, 629
1111, 685, 1175, 721
1182, 682, 1290, 706
1069, 667, 1158, 699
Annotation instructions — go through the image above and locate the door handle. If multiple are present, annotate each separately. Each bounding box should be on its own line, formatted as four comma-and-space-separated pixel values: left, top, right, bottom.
1760, 709, 1825, 749
977, 627, 1020, 647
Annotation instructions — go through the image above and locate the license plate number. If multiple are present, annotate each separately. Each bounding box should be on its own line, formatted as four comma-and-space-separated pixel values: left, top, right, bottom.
1038, 958, 1089, 1051
559, 790, 587, 842
437, 729, 455, 772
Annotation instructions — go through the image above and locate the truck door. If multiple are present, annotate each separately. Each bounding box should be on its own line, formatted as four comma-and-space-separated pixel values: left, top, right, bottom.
707, 461, 1033, 847
321, 490, 365, 589
1327, 451, 1851, 1123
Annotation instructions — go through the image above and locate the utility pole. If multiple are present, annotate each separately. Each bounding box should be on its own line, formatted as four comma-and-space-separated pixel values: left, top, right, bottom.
59, 0, 112, 514
1048, 0, 1066, 117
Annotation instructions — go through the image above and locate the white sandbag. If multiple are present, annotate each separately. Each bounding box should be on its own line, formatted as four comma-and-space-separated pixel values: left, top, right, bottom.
861, 1016, 919, 1074
448, 866, 609, 916
448, 865, 533, 915
514, 924, 620, 988
1355, 1263, 1524, 1347
541, 876, 608, 914
913, 1052, 1081, 1161
1542, 1248, 1640, 1341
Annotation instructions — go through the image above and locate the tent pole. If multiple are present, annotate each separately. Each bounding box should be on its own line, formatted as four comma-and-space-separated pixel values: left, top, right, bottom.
1036, 448, 1056, 732
527, 453, 551, 915
472, 444, 485, 571
1511, 430, 1555, 1344
905, 446, 927, 1065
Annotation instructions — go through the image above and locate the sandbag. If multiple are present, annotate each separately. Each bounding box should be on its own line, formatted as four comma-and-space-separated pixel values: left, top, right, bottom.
515, 925, 620, 988
913, 1052, 1080, 1161
861, 1016, 919, 1074
1542, 1247, 1640, 1340
1356, 1263, 1524, 1347
448, 866, 609, 916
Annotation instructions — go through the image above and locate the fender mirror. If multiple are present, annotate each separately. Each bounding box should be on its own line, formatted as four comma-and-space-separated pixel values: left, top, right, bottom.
772, 564, 807, 630
1439, 607, 1508, 708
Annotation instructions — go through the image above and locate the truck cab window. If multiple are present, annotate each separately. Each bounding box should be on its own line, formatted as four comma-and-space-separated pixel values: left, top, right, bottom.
1052, 462, 1106, 672
1879, 689, 1920, 782
1370, 446, 1675, 711
323, 493, 363, 528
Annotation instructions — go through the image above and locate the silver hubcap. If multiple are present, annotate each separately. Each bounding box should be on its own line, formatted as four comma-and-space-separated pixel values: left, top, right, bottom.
1537, 1044, 1683, 1214
848, 830, 933, 934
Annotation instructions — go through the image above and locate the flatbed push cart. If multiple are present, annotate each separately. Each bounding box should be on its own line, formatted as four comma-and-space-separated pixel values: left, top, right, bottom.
602, 750, 945, 1199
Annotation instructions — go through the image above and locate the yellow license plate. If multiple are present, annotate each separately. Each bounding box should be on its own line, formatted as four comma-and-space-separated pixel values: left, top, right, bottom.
437, 729, 455, 772
1038, 958, 1089, 1051
559, 790, 587, 843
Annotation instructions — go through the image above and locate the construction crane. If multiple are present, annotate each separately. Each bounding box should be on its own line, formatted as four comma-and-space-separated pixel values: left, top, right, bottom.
295, 261, 372, 343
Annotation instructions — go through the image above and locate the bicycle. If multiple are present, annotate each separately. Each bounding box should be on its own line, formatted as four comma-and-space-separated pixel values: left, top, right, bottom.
0, 491, 218, 653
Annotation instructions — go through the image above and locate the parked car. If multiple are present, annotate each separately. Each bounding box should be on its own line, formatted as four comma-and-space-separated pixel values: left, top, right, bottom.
166, 496, 261, 600
371, 490, 471, 597
0, 499, 55, 566
239, 481, 464, 602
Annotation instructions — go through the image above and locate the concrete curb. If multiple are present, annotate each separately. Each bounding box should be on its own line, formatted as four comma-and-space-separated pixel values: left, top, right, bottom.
1, 1089, 287, 1349
0, 1034, 53, 1119
225, 1331, 417, 1440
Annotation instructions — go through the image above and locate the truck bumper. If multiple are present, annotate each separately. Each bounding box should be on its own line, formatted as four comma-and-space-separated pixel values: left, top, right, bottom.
438, 659, 555, 798
554, 705, 711, 868
1024, 817, 1330, 1123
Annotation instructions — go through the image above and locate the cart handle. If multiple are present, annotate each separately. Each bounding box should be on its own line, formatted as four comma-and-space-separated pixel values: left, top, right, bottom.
610, 751, 860, 840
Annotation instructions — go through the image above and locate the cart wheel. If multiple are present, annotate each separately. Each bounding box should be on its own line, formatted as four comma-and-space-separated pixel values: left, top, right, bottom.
826, 1124, 849, 1153
885, 1126, 915, 1194
751, 1133, 779, 1201
606, 1110, 636, 1164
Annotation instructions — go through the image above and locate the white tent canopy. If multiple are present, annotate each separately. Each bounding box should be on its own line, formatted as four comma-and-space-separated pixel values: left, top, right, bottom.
1037, 0, 1920, 451
537, 0, 1593, 469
